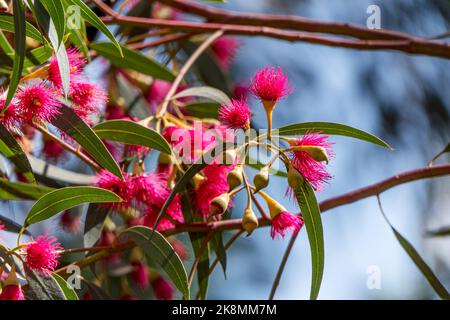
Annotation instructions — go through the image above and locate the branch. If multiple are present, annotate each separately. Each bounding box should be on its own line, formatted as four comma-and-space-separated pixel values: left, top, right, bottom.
158, 0, 410, 40
94, 2, 450, 59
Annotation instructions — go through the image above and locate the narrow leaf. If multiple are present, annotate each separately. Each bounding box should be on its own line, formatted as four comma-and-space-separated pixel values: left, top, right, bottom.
65, 0, 123, 56
0, 13, 44, 42
379, 199, 450, 299
23, 186, 122, 227
90, 42, 175, 81
173, 86, 231, 106
51, 105, 123, 179
183, 102, 220, 119
0, 178, 54, 200
3, 0, 26, 109
0, 214, 31, 235
84, 203, 110, 248
93, 120, 171, 154
426, 227, 450, 237
293, 180, 324, 300
26, 269, 66, 300
120, 226, 189, 299
39, 0, 65, 45
0, 122, 35, 183
278, 122, 392, 149
430, 143, 450, 163
52, 273, 79, 300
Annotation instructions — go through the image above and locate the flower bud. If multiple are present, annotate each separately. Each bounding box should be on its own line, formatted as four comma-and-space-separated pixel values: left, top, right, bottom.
253, 165, 270, 193
210, 193, 231, 216
192, 173, 206, 189
242, 206, 259, 236
287, 139, 329, 163
287, 162, 304, 190
158, 152, 173, 165
259, 191, 288, 220
227, 165, 243, 190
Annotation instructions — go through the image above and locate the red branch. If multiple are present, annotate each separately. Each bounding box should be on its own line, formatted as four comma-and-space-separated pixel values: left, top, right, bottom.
91, 0, 450, 59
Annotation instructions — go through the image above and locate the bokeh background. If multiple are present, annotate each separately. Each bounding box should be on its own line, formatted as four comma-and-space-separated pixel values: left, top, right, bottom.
1, 0, 449, 300
204, 0, 450, 299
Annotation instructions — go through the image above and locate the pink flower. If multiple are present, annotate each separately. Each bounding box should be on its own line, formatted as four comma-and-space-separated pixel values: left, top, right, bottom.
24, 234, 62, 275
219, 98, 251, 129
271, 211, 304, 239
250, 66, 293, 103
98, 230, 120, 263
95, 169, 134, 210
0, 93, 21, 130
211, 36, 240, 70
60, 210, 81, 233
289, 133, 333, 190
0, 285, 25, 300
15, 83, 61, 123
69, 80, 107, 121
233, 81, 249, 100
152, 276, 174, 300
0, 221, 5, 232
42, 139, 66, 163
105, 104, 126, 120
48, 48, 85, 89
131, 261, 149, 290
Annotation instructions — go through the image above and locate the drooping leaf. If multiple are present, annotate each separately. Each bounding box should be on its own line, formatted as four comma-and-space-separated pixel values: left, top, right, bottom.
52, 273, 79, 300
293, 180, 324, 300
210, 231, 227, 277
3, 0, 26, 110
39, 0, 65, 45
173, 86, 231, 106
84, 203, 110, 248
93, 120, 171, 154
51, 105, 123, 179
26, 269, 66, 300
120, 226, 189, 299
278, 122, 392, 149
23, 186, 122, 228
90, 42, 175, 81
0, 13, 44, 42
65, 0, 123, 56
0, 178, 54, 200
379, 201, 450, 299
0, 123, 35, 183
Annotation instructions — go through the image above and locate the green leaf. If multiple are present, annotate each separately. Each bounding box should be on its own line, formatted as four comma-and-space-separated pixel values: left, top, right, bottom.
0, 178, 54, 200
173, 86, 231, 106
430, 142, 450, 163
0, 13, 44, 42
23, 45, 53, 69
39, 0, 65, 45
93, 120, 171, 154
183, 102, 220, 119
23, 186, 122, 228
26, 269, 66, 300
52, 274, 79, 300
3, 0, 26, 110
246, 159, 288, 178
278, 122, 392, 149
120, 226, 189, 299
51, 105, 124, 180
293, 180, 324, 300
84, 203, 110, 248
426, 227, 450, 237
0, 123, 35, 183
90, 42, 175, 81
379, 202, 450, 299
211, 231, 227, 277
65, 0, 122, 56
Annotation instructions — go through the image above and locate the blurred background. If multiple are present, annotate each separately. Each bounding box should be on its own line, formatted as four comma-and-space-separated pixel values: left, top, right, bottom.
205, 0, 450, 299
1, 0, 449, 300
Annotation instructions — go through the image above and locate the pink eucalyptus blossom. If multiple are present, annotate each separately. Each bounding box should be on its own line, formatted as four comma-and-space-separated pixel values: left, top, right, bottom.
250, 66, 293, 103
48, 48, 85, 89
211, 36, 240, 70
270, 211, 304, 239
219, 98, 251, 129
24, 234, 62, 275
0, 285, 25, 300
15, 83, 61, 123
152, 276, 174, 300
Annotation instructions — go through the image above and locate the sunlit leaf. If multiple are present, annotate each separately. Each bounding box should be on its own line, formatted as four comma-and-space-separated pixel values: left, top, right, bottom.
173, 86, 231, 106
0, 13, 44, 42
23, 186, 122, 228
52, 274, 79, 300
